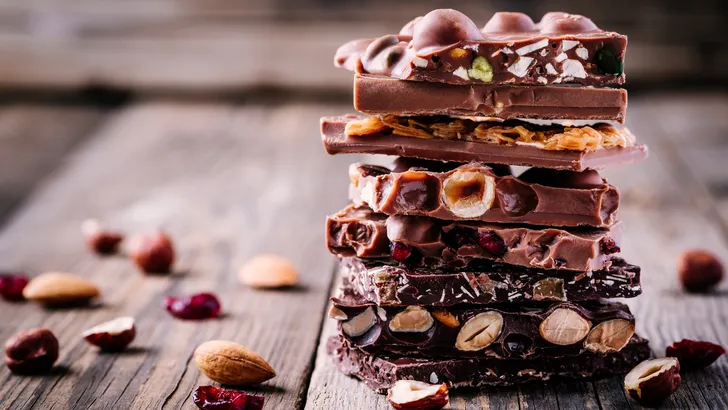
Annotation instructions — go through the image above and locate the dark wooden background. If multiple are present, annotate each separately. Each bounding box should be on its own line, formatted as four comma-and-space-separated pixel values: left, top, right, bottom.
1, 1, 727, 409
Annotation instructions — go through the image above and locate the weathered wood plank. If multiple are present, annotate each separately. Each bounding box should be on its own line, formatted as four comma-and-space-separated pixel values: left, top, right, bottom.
0, 105, 106, 222
305, 96, 728, 409
0, 102, 351, 409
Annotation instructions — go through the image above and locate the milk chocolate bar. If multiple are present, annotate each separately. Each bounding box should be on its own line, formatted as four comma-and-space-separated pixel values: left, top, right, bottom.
354, 75, 627, 122
328, 205, 621, 271
347, 161, 619, 227
335, 10, 627, 87
332, 292, 636, 359
339, 257, 641, 306
328, 334, 650, 393
322, 116, 647, 171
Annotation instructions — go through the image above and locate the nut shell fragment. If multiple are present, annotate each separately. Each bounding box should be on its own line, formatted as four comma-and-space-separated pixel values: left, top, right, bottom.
342, 307, 377, 337
455, 311, 503, 351
624, 357, 681, 407
441, 171, 496, 218
432, 309, 460, 328
389, 306, 434, 333
194, 340, 276, 386
584, 319, 634, 353
539, 308, 591, 345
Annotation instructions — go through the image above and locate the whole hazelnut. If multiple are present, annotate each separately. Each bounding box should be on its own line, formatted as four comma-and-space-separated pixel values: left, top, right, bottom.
129, 231, 175, 274
677, 249, 724, 293
5, 328, 59, 374
412, 9, 483, 53
81, 219, 124, 255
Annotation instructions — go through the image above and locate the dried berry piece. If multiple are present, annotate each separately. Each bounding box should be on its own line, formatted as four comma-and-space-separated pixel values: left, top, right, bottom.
666, 339, 726, 370
677, 249, 724, 293
0, 273, 29, 301
391, 242, 412, 262
387, 380, 449, 410
600, 237, 621, 254
81, 219, 124, 255
129, 231, 175, 273
4, 328, 59, 374
624, 357, 681, 407
477, 232, 507, 257
165, 293, 221, 320
596, 47, 624, 75
193, 385, 264, 410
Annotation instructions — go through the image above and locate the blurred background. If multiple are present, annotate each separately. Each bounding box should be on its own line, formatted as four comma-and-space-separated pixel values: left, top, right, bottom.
0, 0, 727, 95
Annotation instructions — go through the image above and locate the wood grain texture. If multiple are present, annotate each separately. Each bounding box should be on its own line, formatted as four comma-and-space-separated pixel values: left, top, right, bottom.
306, 96, 728, 410
0, 102, 351, 409
0, 105, 106, 222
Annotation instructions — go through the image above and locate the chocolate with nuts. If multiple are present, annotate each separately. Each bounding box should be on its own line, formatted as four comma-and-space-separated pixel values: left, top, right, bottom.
335, 10, 627, 87
323, 116, 648, 171
327, 334, 651, 393
331, 290, 636, 359
338, 257, 641, 306
328, 205, 622, 271
355, 75, 628, 122
347, 161, 620, 227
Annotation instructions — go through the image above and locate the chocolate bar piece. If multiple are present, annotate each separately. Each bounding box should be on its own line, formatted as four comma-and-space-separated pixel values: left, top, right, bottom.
328, 335, 650, 393
354, 75, 627, 122
335, 10, 627, 87
328, 205, 621, 271
322, 116, 647, 171
332, 292, 636, 359
347, 161, 619, 227
338, 257, 641, 306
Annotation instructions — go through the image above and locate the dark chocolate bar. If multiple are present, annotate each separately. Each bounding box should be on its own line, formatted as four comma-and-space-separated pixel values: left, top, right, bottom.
328, 205, 621, 271
331, 292, 636, 359
322, 115, 647, 171
335, 10, 627, 87
354, 75, 627, 122
347, 161, 619, 227
328, 335, 651, 393
338, 257, 641, 306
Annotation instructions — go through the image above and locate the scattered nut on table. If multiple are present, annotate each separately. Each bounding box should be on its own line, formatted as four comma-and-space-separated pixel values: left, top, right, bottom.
387, 380, 449, 410
129, 230, 175, 273
193, 340, 275, 386
238, 254, 298, 288
677, 249, 724, 293
624, 357, 681, 407
82, 316, 136, 351
23, 272, 101, 306
4, 328, 59, 374
81, 219, 124, 255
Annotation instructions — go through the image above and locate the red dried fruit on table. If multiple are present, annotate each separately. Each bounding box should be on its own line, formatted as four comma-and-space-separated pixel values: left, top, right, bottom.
666, 339, 726, 370
477, 231, 507, 257
0, 274, 29, 301
391, 242, 412, 262
599, 237, 621, 254
165, 293, 221, 320
193, 385, 264, 410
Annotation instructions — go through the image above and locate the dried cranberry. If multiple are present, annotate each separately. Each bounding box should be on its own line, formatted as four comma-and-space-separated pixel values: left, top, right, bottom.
0, 274, 29, 301
600, 237, 621, 254
477, 232, 507, 257
193, 385, 264, 410
391, 242, 413, 262
165, 293, 221, 320
666, 339, 726, 370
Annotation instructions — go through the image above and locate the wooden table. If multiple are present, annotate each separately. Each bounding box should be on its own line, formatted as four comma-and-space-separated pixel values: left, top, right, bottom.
0, 94, 727, 409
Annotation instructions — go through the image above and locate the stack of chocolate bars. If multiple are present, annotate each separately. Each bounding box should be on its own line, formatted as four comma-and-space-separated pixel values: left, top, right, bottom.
321, 9, 650, 392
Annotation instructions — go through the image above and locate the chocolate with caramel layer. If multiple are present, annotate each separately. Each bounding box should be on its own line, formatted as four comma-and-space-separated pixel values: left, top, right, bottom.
347, 161, 620, 227
328, 205, 621, 271
322, 115, 647, 171
327, 334, 651, 393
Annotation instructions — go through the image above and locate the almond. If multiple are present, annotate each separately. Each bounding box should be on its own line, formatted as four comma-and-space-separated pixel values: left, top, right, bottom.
238, 254, 298, 288
194, 340, 276, 385
23, 272, 100, 305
